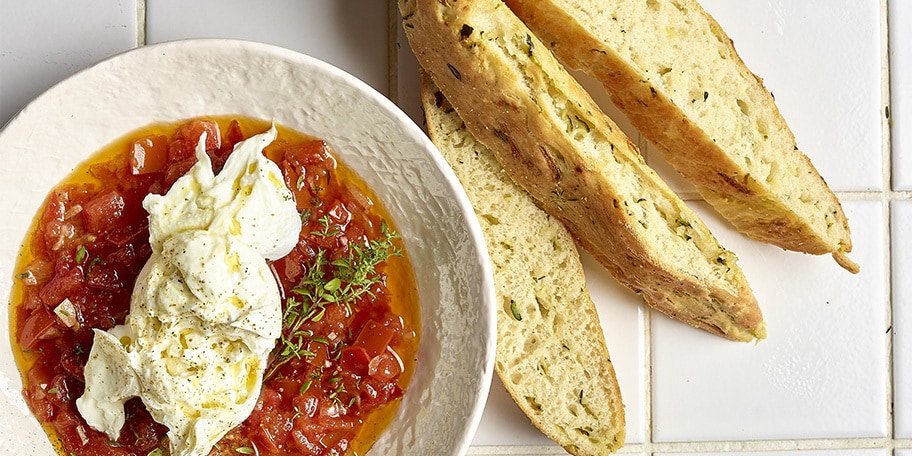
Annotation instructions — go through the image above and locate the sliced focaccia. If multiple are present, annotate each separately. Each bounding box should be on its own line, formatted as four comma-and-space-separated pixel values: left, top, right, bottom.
504, 0, 857, 273
400, 0, 766, 341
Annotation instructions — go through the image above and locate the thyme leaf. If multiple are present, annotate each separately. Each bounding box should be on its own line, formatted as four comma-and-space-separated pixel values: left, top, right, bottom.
266, 220, 401, 380
75, 245, 88, 264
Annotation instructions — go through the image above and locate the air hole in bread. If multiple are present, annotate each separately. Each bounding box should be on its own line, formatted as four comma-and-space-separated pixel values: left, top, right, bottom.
524, 395, 543, 412
537, 360, 550, 378
524, 334, 541, 352
756, 119, 769, 137
502, 297, 522, 321
671, 2, 687, 15
536, 296, 551, 319
799, 188, 815, 204
736, 98, 750, 116
766, 160, 779, 184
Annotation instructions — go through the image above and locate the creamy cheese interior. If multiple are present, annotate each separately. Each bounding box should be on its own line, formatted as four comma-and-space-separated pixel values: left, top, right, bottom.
75, 125, 302, 456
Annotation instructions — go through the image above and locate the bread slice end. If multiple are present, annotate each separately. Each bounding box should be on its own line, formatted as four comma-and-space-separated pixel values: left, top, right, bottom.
420, 71, 626, 455
833, 250, 860, 274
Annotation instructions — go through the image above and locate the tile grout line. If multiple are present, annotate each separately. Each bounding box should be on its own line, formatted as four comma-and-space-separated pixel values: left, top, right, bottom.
468, 437, 912, 455
882, 0, 896, 446
387, 0, 399, 104
136, 0, 147, 47
837, 190, 912, 201
643, 308, 654, 455
639, 136, 656, 456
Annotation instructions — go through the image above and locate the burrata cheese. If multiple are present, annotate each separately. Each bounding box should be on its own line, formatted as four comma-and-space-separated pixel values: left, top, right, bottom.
76, 124, 301, 456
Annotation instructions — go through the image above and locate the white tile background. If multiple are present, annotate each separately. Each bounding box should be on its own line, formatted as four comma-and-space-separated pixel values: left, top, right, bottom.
1, 0, 908, 455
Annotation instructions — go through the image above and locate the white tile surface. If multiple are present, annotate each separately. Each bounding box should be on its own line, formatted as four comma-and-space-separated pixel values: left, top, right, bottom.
891, 0, 912, 190
145, 0, 390, 96
652, 201, 887, 442
0, 0, 138, 126
894, 201, 912, 438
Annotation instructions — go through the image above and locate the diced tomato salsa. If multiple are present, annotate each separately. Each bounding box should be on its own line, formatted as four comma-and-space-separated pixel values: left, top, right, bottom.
10, 118, 419, 456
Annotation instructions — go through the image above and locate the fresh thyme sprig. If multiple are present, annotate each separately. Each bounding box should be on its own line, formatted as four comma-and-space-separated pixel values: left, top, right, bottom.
266, 219, 402, 380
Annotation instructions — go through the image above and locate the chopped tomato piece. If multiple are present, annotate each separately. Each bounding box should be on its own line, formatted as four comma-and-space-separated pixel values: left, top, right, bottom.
81, 189, 125, 235
169, 119, 220, 161
368, 348, 403, 382
24, 359, 57, 420
281, 140, 334, 211
18, 307, 60, 351
58, 335, 91, 379
39, 187, 90, 254
266, 381, 297, 405
353, 319, 394, 358
340, 346, 370, 372
224, 119, 244, 146
272, 248, 307, 290
210, 119, 245, 171
162, 156, 197, 187
256, 408, 294, 453
120, 404, 166, 454
283, 139, 331, 166
85, 263, 123, 290
39, 267, 83, 308
129, 135, 168, 174
40, 192, 66, 224
307, 339, 330, 367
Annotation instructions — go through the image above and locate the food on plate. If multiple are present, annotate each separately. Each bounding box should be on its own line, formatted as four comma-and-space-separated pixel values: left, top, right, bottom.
421, 73, 625, 455
76, 125, 301, 456
400, 0, 765, 341
10, 117, 419, 456
503, 0, 857, 273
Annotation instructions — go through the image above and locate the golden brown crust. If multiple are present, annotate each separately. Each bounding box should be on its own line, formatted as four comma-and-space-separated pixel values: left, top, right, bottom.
420, 73, 625, 455
399, 0, 765, 341
504, 0, 857, 273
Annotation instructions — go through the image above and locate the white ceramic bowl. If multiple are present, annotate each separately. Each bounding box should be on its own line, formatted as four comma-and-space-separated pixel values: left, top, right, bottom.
0, 39, 496, 455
